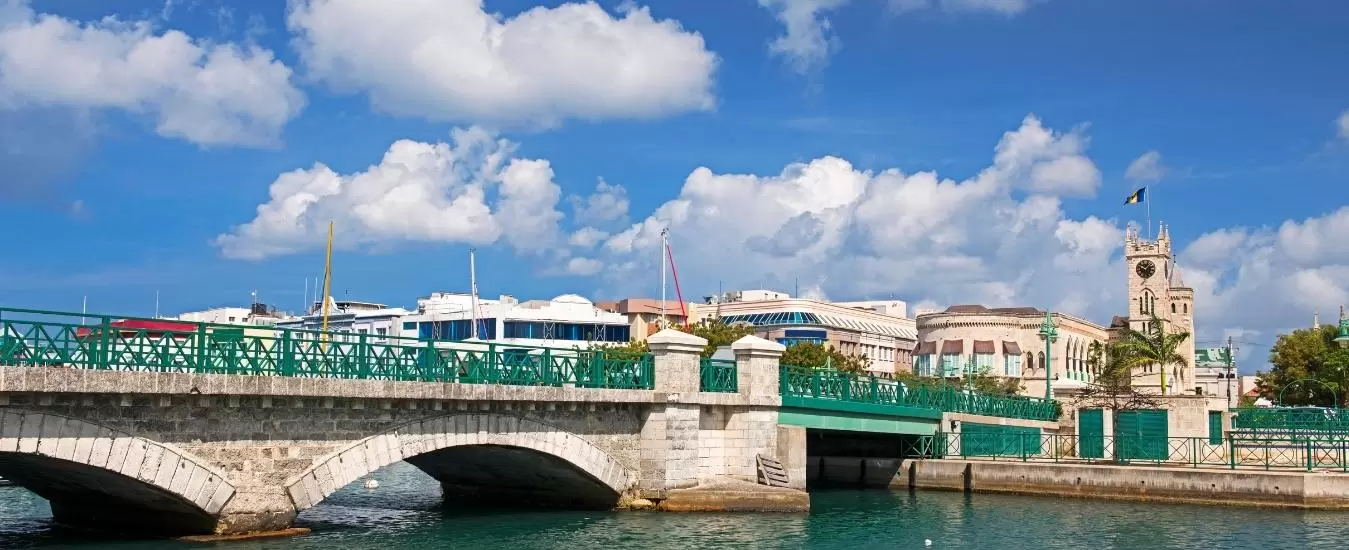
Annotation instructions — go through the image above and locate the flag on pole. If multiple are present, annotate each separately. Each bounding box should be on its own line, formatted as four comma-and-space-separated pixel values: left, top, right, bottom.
1124, 187, 1147, 205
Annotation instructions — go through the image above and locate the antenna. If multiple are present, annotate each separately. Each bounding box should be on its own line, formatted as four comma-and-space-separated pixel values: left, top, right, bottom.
155, 290, 160, 319
303, 278, 308, 315
469, 248, 479, 340
81, 295, 87, 326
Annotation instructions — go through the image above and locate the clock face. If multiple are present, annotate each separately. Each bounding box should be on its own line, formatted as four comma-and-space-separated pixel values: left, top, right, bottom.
1136, 260, 1156, 279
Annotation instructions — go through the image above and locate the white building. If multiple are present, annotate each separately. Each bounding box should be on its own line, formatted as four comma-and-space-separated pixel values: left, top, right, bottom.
398, 292, 631, 349
177, 303, 289, 327
275, 299, 409, 342
697, 290, 917, 376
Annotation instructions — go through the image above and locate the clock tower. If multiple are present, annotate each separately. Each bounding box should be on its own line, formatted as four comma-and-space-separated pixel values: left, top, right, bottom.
1124, 222, 1196, 395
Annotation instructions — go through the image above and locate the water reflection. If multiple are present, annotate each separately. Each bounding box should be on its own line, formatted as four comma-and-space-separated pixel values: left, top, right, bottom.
1, 462, 1348, 548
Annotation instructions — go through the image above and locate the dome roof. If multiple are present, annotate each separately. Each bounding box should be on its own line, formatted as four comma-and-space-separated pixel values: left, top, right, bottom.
552, 293, 593, 305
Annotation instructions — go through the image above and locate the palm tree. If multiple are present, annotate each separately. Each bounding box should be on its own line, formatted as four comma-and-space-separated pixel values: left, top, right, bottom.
1119, 312, 1191, 394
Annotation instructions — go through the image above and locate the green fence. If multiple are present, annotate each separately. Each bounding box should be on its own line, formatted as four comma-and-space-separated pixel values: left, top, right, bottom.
780, 365, 1060, 421
0, 307, 653, 389
1231, 407, 1349, 433
905, 432, 1349, 472
699, 358, 737, 393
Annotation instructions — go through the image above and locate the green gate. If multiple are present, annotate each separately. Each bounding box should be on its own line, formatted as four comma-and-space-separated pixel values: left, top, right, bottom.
1208, 410, 1223, 445
1079, 408, 1105, 458
1116, 409, 1168, 461
960, 423, 1040, 457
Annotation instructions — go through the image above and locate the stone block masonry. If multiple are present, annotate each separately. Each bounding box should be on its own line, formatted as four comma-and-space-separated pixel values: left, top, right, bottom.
0, 330, 808, 535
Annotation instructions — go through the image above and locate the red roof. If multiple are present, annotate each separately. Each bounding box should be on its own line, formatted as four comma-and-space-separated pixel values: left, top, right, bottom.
75, 319, 198, 338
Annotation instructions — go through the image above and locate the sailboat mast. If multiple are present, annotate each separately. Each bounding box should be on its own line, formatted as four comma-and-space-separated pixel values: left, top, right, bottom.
660, 228, 668, 328
321, 221, 334, 341
469, 248, 479, 340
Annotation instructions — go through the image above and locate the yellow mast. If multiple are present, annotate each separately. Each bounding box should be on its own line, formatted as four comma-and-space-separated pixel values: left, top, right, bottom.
320, 221, 334, 346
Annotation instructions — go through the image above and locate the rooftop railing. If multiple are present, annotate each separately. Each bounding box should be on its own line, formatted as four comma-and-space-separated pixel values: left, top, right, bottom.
0, 307, 653, 389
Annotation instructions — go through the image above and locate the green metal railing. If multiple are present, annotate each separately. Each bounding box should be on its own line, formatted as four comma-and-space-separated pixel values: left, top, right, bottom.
906, 432, 1349, 472
699, 358, 737, 393
0, 307, 653, 389
1231, 407, 1349, 433
780, 365, 1060, 421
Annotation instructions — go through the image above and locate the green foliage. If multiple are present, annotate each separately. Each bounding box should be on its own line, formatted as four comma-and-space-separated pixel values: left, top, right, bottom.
1117, 312, 1191, 394
780, 341, 869, 374
1258, 325, 1349, 406
590, 339, 649, 362
970, 374, 1023, 396
1074, 340, 1160, 413
677, 319, 756, 358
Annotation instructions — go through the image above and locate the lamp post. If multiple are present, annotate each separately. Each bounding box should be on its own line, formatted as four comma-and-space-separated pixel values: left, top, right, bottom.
1038, 311, 1059, 401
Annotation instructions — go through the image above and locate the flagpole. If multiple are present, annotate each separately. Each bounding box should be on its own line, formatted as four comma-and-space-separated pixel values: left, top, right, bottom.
1146, 186, 1152, 240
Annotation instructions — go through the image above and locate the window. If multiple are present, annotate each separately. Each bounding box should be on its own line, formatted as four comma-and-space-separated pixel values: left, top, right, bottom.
1004, 354, 1022, 377
228, 317, 236, 322
718, 311, 822, 327
1171, 303, 1176, 313
419, 319, 497, 340
376, 328, 387, 335
1183, 304, 1188, 314
913, 354, 933, 377
502, 321, 630, 342
940, 353, 961, 377
402, 321, 417, 331
358, 328, 368, 334
974, 353, 994, 376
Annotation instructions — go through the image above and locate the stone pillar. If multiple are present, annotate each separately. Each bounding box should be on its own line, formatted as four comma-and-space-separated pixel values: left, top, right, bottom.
639, 329, 707, 497
732, 335, 785, 402
727, 335, 787, 482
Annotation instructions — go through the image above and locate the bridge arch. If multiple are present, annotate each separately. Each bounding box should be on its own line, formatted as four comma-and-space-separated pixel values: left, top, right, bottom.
0, 409, 237, 534
284, 413, 636, 512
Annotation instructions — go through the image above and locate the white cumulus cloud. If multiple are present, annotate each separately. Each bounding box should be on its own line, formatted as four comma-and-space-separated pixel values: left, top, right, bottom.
592, 114, 1117, 317
891, 0, 1044, 14
1125, 150, 1167, 182
1338, 109, 1349, 141
758, 0, 848, 74
286, 0, 717, 128
215, 127, 565, 260
0, 0, 303, 147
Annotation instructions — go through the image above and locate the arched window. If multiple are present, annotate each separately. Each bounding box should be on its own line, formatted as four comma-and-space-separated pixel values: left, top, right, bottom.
1026, 352, 1035, 371
1038, 352, 1046, 374
1171, 303, 1176, 313
1183, 304, 1188, 314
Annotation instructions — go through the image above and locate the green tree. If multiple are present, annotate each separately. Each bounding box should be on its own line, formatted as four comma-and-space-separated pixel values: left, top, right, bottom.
779, 341, 869, 374
1073, 341, 1161, 446
1117, 312, 1191, 394
677, 319, 756, 358
590, 339, 649, 362
1258, 325, 1348, 406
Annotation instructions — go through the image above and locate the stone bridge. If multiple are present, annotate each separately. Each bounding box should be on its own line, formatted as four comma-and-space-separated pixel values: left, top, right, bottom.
0, 330, 802, 535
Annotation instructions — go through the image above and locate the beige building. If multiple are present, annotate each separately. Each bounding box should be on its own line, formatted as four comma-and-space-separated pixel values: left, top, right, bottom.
913, 222, 1202, 399
915, 306, 1110, 397
594, 298, 701, 341
696, 291, 917, 376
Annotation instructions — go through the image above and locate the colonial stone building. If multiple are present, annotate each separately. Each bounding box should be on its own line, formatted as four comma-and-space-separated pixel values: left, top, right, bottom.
1122, 223, 1196, 396
915, 222, 1199, 398
914, 306, 1109, 398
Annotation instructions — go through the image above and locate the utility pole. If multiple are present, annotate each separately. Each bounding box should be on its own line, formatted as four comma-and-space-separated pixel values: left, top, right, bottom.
1226, 336, 1235, 409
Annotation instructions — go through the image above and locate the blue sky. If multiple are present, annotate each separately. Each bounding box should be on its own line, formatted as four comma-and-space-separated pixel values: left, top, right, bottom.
2, 0, 1348, 371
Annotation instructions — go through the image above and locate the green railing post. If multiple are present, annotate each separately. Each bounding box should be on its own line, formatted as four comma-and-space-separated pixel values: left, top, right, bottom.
1229, 436, 1236, 470
280, 330, 293, 376
543, 348, 554, 386
193, 323, 206, 373
1307, 439, 1314, 472
870, 376, 880, 403
97, 316, 112, 370
357, 333, 369, 379
811, 371, 821, 398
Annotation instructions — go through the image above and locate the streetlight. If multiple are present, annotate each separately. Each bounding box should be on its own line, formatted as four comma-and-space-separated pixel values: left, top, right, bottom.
1038, 311, 1059, 401
1335, 306, 1349, 349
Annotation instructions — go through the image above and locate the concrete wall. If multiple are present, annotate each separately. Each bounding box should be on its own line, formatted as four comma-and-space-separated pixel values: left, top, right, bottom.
902, 458, 1349, 509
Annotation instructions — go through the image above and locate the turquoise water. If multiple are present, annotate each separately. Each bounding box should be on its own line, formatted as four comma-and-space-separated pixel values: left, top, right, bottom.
2, 463, 1348, 549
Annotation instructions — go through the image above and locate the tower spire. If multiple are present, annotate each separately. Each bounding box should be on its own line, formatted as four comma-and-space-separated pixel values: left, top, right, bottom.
1314, 310, 1321, 329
